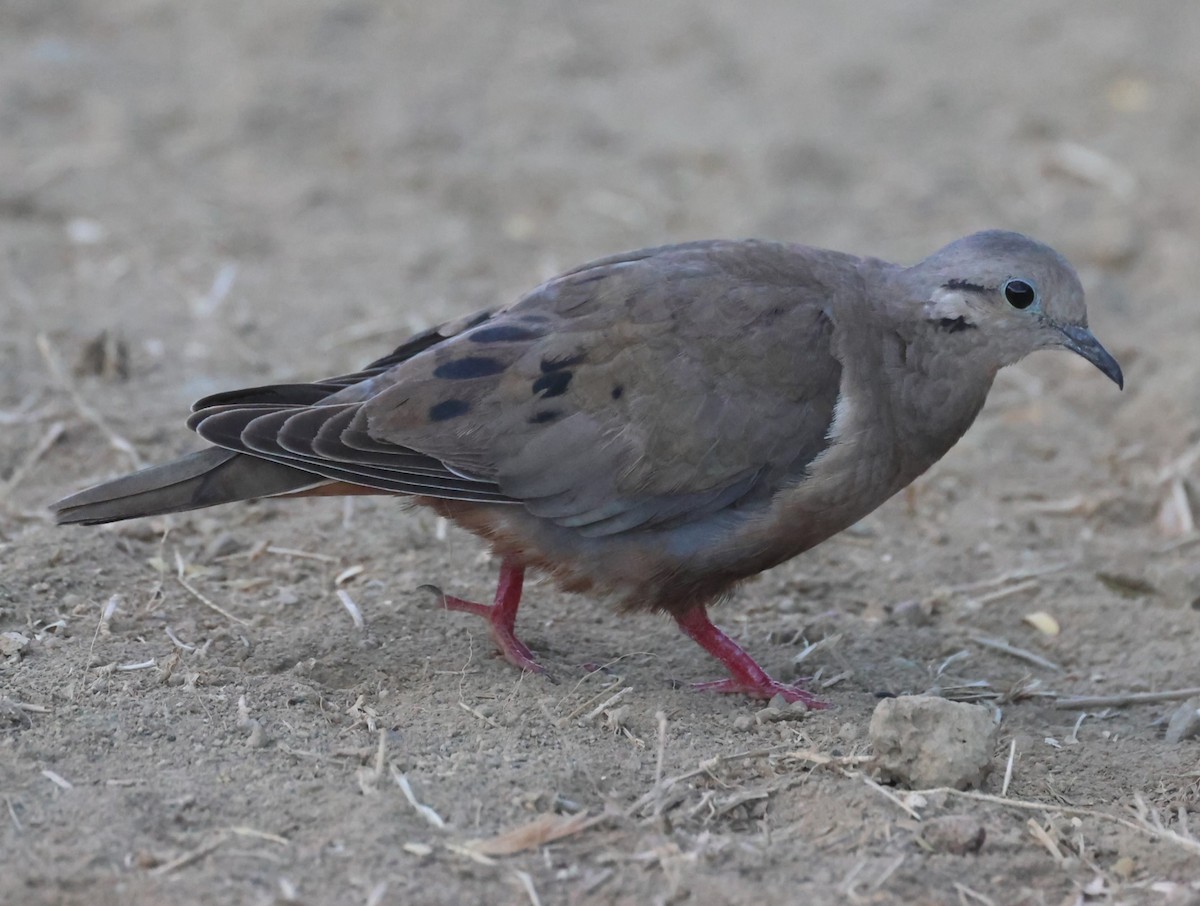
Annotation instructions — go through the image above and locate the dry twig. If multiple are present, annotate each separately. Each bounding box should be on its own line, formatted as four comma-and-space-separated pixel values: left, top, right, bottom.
0, 420, 64, 504
1053, 687, 1200, 709
1001, 738, 1017, 797
390, 765, 447, 830
968, 634, 1063, 673
880, 786, 1200, 857
174, 550, 249, 625
336, 589, 365, 630
36, 333, 144, 468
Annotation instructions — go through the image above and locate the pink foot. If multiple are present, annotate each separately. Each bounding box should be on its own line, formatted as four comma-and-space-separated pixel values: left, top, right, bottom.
674, 607, 831, 710
424, 559, 544, 674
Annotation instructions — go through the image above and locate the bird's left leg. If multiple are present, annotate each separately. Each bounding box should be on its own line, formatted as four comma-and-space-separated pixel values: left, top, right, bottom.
673, 606, 831, 709
432, 558, 544, 673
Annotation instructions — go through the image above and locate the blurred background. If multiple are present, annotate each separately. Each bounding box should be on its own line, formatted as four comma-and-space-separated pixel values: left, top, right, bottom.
4, 3, 1200, 904
5, 2, 1196, 395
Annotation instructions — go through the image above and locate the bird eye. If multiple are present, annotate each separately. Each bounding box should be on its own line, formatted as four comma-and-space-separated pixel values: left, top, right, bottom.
1003, 279, 1037, 310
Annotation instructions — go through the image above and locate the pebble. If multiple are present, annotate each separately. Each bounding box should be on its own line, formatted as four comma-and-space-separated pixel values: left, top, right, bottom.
245, 719, 270, 748
869, 695, 997, 790
0, 631, 30, 659
1164, 697, 1200, 744
754, 693, 811, 724
920, 814, 987, 855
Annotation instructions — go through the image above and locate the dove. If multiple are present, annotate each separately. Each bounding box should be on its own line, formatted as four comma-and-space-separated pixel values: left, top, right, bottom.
52, 230, 1123, 707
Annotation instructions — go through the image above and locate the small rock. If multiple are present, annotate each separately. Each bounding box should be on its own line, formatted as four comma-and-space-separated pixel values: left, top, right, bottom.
276, 588, 301, 607
1095, 571, 1158, 598
784, 700, 810, 719
0, 700, 32, 730
869, 695, 997, 790
245, 719, 270, 748
1164, 697, 1200, 744
920, 814, 986, 854
733, 714, 754, 732
755, 706, 784, 724
131, 849, 162, 870
891, 598, 936, 627
754, 697, 810, 725
0, 631, 30, 659
603, 705, 629, 731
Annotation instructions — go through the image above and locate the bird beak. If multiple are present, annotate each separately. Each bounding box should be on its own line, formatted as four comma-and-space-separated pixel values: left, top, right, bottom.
1057, 324, 1124, 389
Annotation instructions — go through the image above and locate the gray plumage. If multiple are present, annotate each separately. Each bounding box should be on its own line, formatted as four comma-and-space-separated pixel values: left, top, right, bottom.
52, 230, 1122, 704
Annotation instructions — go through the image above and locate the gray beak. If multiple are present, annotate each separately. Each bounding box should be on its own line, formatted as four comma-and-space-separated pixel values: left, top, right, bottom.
1058, 324, 1124, 389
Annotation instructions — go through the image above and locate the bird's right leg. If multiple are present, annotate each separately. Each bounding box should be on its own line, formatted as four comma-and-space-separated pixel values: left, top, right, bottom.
428, 558, 543, 673
674, 606, 831, 708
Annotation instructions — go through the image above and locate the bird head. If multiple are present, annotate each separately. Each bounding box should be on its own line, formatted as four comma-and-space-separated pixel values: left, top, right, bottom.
908, 230, 1123, 389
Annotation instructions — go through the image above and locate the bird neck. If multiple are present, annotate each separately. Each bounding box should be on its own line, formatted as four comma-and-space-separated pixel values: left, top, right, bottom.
855, 260, 1001, 488
888, 321, 999, 485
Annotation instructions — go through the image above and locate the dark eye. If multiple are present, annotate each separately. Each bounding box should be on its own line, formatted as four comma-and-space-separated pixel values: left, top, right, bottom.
1003, 279, 1036, 310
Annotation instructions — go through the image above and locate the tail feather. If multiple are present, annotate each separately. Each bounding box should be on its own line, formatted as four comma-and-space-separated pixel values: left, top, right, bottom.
51, 447, 327, 525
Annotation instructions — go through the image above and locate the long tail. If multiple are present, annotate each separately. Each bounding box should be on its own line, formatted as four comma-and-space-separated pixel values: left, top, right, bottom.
51, 447, 332, 525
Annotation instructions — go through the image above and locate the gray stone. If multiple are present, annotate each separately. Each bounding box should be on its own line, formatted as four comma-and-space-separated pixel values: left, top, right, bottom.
869, 695, 997, 790
1164, 696, 1200, 744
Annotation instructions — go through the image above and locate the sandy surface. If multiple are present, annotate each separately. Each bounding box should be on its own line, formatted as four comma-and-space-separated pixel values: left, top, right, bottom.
3, 2, 1200, 903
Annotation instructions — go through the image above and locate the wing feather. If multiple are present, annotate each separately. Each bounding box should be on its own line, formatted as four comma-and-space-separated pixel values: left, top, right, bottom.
179, 241, 845, 533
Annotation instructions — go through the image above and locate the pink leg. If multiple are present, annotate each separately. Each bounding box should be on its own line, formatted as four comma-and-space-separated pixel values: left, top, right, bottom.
438, 559, 544, 673
674, 607, 830, 709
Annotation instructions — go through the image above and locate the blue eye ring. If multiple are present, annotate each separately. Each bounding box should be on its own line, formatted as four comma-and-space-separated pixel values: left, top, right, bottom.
1003, 278, 1037, 310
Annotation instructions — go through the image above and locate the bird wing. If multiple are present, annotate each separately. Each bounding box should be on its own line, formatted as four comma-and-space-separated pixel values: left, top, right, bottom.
189, 240, 848, 535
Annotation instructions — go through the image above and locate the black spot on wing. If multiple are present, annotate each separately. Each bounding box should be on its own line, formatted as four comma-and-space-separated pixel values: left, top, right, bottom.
610, 384, 624, 400
539, 352, 586, 373
433, 356, 507, 380
329, 311, 496, 383
468, 324, 543, 343
937, 316, 974, 333
529, 410, 561, 424
428, 399, 471, 421
532, 371, 572, 399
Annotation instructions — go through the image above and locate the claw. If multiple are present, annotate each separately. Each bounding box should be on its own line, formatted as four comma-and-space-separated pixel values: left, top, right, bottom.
431, 560, 546, 674
689, 677, 830, 708
674, 607, 832, 709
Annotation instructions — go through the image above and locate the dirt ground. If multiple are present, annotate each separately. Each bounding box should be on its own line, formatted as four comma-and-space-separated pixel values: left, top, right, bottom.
3, 2, 1200, 904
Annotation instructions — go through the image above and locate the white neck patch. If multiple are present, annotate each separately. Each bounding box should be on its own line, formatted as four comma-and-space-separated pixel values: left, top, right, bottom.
924, 287, 976, 323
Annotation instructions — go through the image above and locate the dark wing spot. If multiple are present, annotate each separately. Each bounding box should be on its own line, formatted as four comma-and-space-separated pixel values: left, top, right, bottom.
539, 352, 586, 373
937, 316, 974, 333
468, 324, 543, 343
529, 410, 560, 424
428, 399, 471, 422
610, 384, 624, 399
532, 371, 572, 399
943, 279, 987, 294
433, 356, 507, 380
